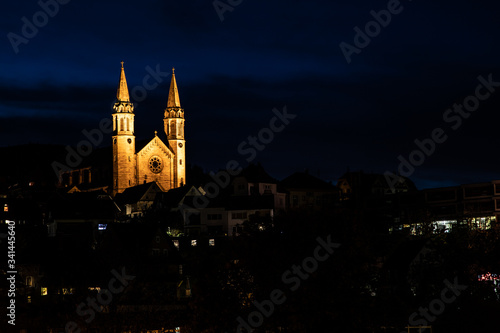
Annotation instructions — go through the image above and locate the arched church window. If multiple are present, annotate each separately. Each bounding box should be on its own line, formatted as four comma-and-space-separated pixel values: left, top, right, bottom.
120, 118, 124, 132
126, 118, 129, 132
170, 122, 176, 136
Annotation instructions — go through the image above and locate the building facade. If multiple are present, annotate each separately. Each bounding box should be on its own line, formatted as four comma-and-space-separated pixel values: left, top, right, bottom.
112, 62, 186, 195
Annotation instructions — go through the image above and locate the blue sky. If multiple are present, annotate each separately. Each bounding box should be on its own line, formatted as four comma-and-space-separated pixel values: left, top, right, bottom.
2, 0, 500, 189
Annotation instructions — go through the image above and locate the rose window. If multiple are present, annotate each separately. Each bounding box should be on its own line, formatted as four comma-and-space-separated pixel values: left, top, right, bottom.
149, 156, 163, 173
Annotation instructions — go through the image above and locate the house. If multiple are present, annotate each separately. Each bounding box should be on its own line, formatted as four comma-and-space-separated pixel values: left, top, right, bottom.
47, 189, 121, 236
152, 185, 205, 235
337, 170, 416, 201
115, 181, 164, 219
232, 164, 286, 212
201, 195, 275, 236
280, 171, 337, 210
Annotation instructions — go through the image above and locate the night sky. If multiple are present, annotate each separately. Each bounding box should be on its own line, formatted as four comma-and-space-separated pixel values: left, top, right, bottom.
2, 0, 500, 189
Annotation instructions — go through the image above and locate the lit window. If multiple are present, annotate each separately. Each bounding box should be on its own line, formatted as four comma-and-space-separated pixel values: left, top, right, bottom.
27, 296, 31, 304
4, 204, 8, 212
29, 182, 34, 186
191, 240, 197, 247
209, 239, 215, 246
41, 287, 48, 296
98, 224, 107, 231
173, 240, 179, 249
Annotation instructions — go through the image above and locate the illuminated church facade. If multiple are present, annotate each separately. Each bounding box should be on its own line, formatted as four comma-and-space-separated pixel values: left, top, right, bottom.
112, 62, 186, 196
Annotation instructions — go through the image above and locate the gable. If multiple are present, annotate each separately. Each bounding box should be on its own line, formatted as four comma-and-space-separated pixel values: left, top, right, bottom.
137, 136, 174, 160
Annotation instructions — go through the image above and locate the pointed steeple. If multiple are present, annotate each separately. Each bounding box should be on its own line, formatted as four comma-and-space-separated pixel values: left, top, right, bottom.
117, 61, 130, 102
167, 67, 181, 108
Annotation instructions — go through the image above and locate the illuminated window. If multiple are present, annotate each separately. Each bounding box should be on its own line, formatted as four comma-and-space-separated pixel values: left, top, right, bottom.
98, 224, 107, 231
4, 204, 8, 212
173, 240, 179, 249
27, 296, 31, 304
62, 288, 73, 295
41, 287, 48, 296
191, 239, 197, 247
209, 239, 215, 246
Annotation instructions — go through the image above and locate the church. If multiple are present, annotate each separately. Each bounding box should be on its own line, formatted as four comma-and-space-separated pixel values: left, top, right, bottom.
57, 63, 186, 196
112, 62, 186, 195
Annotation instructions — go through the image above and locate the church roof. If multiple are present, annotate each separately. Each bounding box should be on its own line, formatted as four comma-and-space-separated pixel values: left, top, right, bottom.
238, 163, 277, 184
49, 190, 119, 220
167, 68, 181, 108
136, 134, 175, 157
281, 172, 336, 191
338, 171, 417, 193
116, 61, 130, 102
115, 182, 163, 205
153, 185, 204, 210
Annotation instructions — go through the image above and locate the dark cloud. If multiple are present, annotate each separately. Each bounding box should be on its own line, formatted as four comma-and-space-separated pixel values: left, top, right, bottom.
2, 0, 500, 188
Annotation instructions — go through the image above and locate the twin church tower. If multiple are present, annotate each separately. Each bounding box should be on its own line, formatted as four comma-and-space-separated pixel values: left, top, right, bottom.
112, 62, 186, 195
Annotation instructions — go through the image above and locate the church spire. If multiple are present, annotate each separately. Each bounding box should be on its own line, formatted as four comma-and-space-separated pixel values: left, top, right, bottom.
167, 67, 181, 108
117, 61, 130, 102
